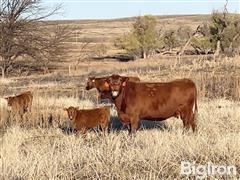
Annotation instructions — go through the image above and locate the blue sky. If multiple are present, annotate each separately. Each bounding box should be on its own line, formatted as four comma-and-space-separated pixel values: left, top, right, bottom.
42, 0, 240, 20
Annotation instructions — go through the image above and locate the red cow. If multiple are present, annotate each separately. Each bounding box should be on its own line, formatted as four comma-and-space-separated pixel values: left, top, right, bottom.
105, 75, 198, 133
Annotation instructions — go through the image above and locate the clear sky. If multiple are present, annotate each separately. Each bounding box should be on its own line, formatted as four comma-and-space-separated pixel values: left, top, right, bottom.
42, 0, 240, 20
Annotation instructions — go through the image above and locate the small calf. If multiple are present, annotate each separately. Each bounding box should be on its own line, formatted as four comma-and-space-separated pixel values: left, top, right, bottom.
64, 106, 110, 134
5, 91, 33, 114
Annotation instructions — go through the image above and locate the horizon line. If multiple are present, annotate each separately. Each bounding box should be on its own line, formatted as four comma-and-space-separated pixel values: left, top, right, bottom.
43, 0, 239, 3
46, 13, 239, 21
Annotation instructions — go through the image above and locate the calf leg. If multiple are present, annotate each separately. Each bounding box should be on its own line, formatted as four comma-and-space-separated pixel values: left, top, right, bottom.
127, 124, 131, 134
100, 122, 109, 135
77, 127, 87, 137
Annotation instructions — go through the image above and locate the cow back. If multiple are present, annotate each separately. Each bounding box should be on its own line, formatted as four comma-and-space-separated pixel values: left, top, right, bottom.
121, 79, 197, 120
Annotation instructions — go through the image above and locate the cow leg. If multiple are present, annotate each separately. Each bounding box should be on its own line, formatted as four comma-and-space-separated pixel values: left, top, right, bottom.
189, 111, 197, 132
184, 103, 197, 132
19, 109, 24, 125
130, 115, 139, 134
179, 108, 191, 132
118, 112, 131, 131
181, 108, 197, 133
28, 104, 32, 113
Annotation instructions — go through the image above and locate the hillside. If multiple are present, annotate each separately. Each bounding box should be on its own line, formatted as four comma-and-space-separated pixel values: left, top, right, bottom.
48, 15, 209, 59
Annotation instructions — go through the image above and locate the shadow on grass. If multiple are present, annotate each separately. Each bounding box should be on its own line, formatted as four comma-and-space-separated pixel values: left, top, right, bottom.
60, 116, 168, 135
93, 53, 135, 62
109, 116, 167, 132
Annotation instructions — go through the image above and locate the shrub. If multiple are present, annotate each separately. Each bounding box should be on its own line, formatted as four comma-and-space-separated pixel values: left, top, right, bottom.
115, 15, 158, 59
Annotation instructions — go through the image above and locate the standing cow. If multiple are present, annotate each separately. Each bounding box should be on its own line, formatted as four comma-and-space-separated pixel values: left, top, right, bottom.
86, 75, 140, 106
86, 75, 140, 129
5, 91, 33, 114
86, 76, 112, 100
105, 75, 198, 133
85, 75, 140, 101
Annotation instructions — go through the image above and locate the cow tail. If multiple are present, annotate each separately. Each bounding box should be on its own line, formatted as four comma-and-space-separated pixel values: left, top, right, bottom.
194, 95, 198, 123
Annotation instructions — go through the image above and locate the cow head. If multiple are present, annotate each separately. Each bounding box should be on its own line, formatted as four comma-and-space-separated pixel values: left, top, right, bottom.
4, 97, 14, 106
86, 77, 96, 90
105, 75, 128, 98
64, 106, 79, 121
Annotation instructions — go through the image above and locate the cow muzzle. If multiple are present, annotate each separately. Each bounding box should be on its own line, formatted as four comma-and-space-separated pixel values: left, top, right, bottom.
111, 91, 119, 97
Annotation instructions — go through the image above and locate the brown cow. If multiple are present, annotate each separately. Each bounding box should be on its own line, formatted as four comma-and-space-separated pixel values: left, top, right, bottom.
64, 106, 110, 134
105, 75, 198, 133
86, 76, 112, 99
5, 91, 33, 114
85, 75, 140, 100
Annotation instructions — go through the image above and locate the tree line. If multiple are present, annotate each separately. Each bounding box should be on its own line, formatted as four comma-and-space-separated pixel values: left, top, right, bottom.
115, 10, 240, 59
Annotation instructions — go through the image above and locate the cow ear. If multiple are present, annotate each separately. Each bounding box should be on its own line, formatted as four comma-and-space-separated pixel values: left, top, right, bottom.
106, 77, 110, 83
4, 97, 9, 101
122, 77, 129, 87
63, 108, 67, 111
104, 81, 109, 87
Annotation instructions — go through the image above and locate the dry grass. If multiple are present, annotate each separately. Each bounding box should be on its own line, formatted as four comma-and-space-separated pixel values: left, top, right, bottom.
1, 55, 240, 179
0, 78, 15, 85
0, 99, 239, 179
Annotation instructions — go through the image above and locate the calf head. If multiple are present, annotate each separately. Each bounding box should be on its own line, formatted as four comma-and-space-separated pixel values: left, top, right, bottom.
86, 77, 96, 90
64, 106, 79, 121
5, 97, 14, 106
105, 75, 128, 98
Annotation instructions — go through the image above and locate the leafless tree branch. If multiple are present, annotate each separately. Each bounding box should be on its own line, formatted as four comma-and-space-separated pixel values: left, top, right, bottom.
0, 0, 68, 77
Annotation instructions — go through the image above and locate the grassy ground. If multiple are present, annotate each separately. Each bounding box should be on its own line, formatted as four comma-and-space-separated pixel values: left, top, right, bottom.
0, 99, 240, 179
1, 55, 240, 179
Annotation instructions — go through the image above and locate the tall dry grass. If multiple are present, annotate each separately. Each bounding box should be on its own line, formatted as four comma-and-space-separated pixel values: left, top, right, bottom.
1, 56, 240, 179
0, 99, 239, 179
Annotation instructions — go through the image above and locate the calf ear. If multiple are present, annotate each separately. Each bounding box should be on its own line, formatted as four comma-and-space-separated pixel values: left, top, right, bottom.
4, 97, 9, 101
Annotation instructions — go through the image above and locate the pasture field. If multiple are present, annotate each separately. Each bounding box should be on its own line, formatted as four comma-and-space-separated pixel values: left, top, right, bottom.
0, 15, 240, 179
1, 55, 240, 179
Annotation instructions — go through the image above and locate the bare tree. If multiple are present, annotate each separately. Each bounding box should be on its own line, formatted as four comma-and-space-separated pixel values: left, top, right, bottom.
0, 0, 68, 78
178, 25, 200, 55
35, 24, 70, 74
